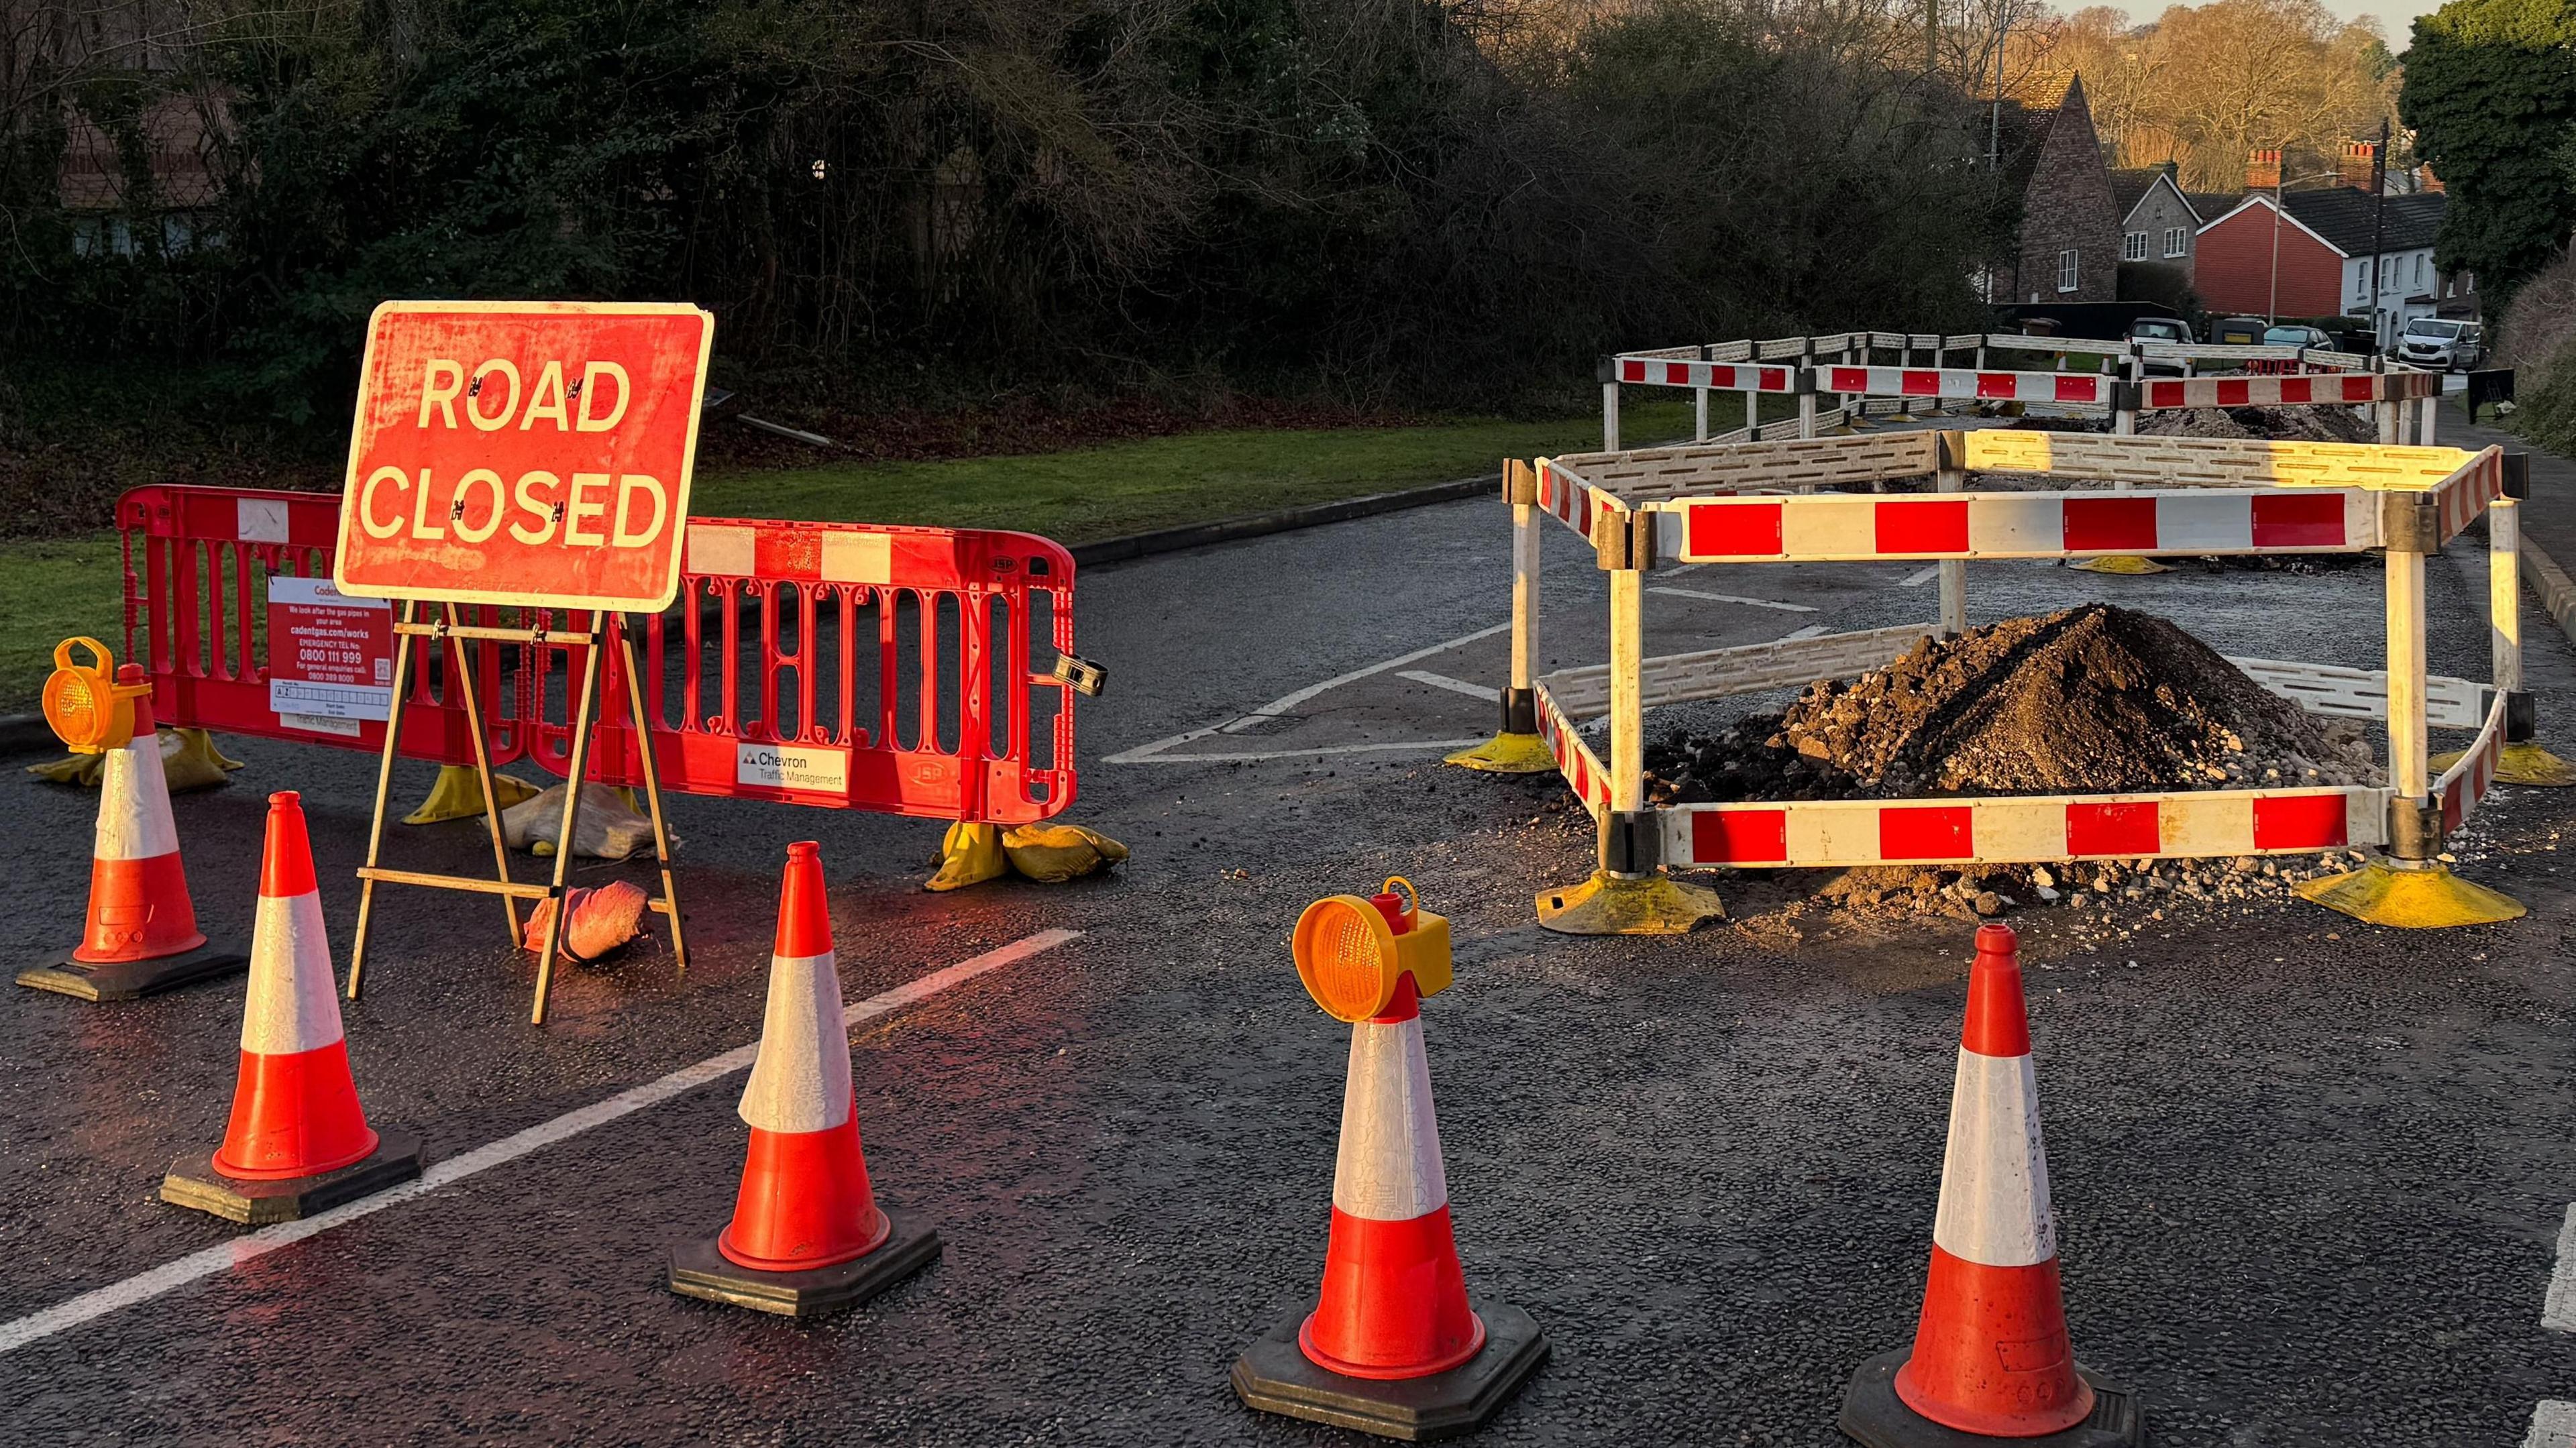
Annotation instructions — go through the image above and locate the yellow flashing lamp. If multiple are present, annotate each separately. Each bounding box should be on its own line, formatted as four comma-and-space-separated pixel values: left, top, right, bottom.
42, 638, 150, 754
1290, 876, 1454, 1022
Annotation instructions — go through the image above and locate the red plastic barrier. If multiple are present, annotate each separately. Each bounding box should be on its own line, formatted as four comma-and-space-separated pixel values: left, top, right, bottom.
117, 486, 1082, 824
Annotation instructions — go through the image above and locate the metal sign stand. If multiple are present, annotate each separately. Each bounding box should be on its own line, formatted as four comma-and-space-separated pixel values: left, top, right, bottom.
345, 602, 687, 1025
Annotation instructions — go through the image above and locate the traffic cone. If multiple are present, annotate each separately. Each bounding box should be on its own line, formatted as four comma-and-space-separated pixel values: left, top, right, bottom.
162, 792, 422, 1225
1234, 884, 1547, 1440
669, 840, 941, 1317
18, 669, 246, 1001
1840, 924, 2143, 1447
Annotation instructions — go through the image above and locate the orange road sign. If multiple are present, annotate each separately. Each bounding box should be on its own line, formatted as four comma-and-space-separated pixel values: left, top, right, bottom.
333, 300, 715, 612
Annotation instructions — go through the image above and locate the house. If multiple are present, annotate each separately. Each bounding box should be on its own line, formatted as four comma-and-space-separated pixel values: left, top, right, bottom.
2192, 186, 2466, 344
1984, 76, 2123, 305
2111, 162, 2237, 286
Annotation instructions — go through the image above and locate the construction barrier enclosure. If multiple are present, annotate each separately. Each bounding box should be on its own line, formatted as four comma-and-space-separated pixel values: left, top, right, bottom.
1489, 428, 2523, 928
117, 484, 1085, 824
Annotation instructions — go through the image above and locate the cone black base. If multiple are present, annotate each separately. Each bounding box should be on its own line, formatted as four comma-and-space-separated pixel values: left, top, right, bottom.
667, 1209, 941, 1319
17, 944, 248, 1003
1230, 1300, 1548, 1443
1839, 1349, 2144, 1448
160, 1127, 426, 1226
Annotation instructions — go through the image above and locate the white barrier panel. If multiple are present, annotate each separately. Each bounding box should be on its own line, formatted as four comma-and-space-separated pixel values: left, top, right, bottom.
1615, 357, 1798, 392
1662, 787, 2386, 869
1822, 366, 2103, 406
2141, 374, 2378, 410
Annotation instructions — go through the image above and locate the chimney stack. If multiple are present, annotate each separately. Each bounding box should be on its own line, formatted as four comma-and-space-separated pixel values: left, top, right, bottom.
2339, 140, 2376, 189
2247, 148, 2282, 190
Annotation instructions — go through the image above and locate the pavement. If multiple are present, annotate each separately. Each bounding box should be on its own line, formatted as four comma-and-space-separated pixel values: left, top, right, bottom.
2, 438, 2575, 1445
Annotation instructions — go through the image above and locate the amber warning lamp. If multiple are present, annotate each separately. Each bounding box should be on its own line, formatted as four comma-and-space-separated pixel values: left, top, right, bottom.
1290, 876, 1455, 1022
42, 638, 151, 754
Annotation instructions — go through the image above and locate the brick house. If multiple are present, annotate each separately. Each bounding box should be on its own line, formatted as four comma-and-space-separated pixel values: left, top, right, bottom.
2194, 187, 2464, 343
2111, 162, 2237, 286
1998, 76, 2121, 304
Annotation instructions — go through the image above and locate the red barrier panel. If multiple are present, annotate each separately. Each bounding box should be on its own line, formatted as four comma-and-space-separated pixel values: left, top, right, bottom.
117, 486, 1082, 824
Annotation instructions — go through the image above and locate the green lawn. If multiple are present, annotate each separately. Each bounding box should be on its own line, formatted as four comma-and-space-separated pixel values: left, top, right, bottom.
3, 400, 1746, 711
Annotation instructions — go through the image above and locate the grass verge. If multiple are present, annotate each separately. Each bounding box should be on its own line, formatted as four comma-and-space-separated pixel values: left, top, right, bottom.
2, 535, 125, 715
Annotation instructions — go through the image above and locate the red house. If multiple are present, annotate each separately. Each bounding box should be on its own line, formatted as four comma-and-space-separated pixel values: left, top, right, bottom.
2193, 188, 2458, 343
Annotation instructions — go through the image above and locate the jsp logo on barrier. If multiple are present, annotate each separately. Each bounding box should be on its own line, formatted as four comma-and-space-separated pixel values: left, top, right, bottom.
736, 744, 851, 794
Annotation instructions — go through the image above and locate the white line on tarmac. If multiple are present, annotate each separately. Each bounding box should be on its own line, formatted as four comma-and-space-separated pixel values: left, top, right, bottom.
1104, 621, 1513, 764
1648, 587, 1818, 613
2545, 1203, 2576, 1331
0, 928, 1081, 1358
1397, 670, 1501, 702
1779, 624, 1831, 641
1110, 738, 1489, 765
1899, 565, 1941, 587
2526, 1400, 2576, 1447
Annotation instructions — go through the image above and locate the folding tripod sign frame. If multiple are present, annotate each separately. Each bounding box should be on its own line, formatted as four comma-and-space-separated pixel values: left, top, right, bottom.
327, 298, 715, 1025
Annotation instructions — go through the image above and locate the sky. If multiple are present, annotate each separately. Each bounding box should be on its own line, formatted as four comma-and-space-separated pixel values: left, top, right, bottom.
2300, 0, 2435, 42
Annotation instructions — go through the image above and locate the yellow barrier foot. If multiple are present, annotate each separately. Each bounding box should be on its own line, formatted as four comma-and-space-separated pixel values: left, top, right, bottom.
2294, 860, 2524, 928
2072, 555, 2169, 575
2430, 740, 2576, 788
404, 765, 545, 824
1536, 871, 1724, 935
25, 727, 244, 792
1444, 732, 1556, 775
1001, 823, 1130, 883
926, 822, 1010, 892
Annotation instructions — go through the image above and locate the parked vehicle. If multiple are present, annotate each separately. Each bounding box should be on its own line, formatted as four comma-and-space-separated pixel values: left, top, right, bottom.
2211, 316, 2267, 345
2398, 318, 2485, 372
2261, 324, 2334, 350
2126, 316, 2192, 375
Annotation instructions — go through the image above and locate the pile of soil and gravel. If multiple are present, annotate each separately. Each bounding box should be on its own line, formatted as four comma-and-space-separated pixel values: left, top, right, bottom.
1646, 604, 2375, 805
2133, 403, 2373, 443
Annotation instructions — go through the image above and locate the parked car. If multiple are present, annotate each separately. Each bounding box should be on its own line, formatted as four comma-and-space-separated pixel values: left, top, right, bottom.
2126, 316, 2192, 375
2261, 324, 2334, 350
2211, 316, 2268, 345
2397, 317, 2485, 372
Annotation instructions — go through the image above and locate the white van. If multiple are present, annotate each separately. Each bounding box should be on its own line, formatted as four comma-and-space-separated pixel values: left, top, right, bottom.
2398, 318, 2485, 372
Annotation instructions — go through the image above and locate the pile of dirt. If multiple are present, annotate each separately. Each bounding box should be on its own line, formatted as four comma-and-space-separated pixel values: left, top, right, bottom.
1646, 604, 2375, 804
2134, 404, 2374, 443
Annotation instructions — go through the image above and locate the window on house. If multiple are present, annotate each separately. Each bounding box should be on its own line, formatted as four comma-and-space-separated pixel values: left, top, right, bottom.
2415, 254, 2426, 288
2058, 249, 2079, 293
2123, 231, 2148, 262
2164, 227, 2188, 257
2354, 269, 2368, 300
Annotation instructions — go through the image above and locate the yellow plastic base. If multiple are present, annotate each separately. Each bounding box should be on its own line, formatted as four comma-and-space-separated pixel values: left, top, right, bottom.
2071, 555, 2170, 575
24, 727, 244, 792
1444, 732, 1556, 775
2430, 740, 2576, 788
1536, 871, 1725, 935
926, 822, 1010, 892
1002, 823, 1130, 883
2294, 860, 2525, 928
403, 765, 545, 824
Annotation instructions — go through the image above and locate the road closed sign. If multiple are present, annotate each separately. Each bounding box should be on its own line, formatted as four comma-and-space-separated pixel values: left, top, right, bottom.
333, 300, 715, 612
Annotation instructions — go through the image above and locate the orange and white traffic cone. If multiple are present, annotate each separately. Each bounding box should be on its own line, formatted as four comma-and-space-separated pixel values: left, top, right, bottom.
162, 791, 421, 1224
1840, 924, 2143, 1447
668, 840, 942, 1317
1234, 880, 1548, 1440
18, 667, 246, 1001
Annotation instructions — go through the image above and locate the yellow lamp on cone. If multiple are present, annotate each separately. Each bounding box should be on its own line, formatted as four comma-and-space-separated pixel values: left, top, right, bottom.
1290, 876, 1453, 1022
42, 638, 150, 755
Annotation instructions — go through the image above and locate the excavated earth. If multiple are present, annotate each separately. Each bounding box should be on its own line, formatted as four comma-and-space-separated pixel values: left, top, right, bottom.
1648, 605, 2383, 926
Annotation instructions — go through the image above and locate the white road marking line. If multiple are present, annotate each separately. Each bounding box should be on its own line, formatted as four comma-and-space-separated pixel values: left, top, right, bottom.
1397, 670, 1501, 702
1778, 624, 1831, 641
1648, 586, 1818, 613
1900, 565, 1941, 587
1110, 738, 1488, 765
2526, 1401, 2576, 1447
2546, 1203, 2576, 1331
0, 928, 1082, 1357
1104, 621, 1513, 764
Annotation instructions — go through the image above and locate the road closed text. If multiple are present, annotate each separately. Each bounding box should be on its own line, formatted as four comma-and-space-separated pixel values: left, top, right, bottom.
334, 302, 714, 612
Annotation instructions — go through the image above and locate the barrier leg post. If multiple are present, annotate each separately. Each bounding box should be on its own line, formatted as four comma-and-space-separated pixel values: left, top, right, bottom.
1799, 345, 1819, 441
531, 618, 607, 1025
1695, 387, 1709, 442
2439, 495, 2574, 785
1537, 520, 1722, 934
2377, 386, 2401, 444
1450, 461, 1553, 774
1936, 446, 1968, 637
2298, 545, 2524, 926
1601, 359, 1619, 452
1744, 387, 1758, 440
2419, 392, 2438, 445
443, 603, 521, 944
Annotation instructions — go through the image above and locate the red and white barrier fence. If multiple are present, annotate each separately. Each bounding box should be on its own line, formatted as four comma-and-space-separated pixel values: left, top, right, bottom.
1476, 428, 2522, 926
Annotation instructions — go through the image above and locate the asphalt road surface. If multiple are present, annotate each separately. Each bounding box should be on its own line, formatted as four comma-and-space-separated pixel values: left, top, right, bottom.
1, 484, 2573, 1446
